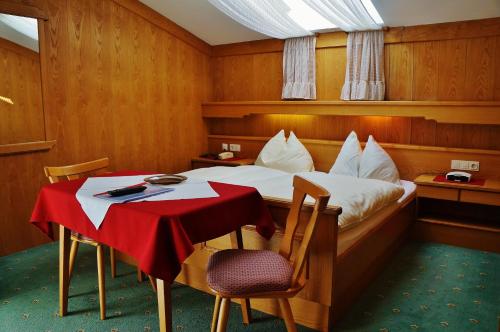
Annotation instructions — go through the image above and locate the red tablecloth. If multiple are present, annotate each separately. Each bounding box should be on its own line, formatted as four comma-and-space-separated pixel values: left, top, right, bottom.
433, 174, 485, 186
30, 171, 275, 283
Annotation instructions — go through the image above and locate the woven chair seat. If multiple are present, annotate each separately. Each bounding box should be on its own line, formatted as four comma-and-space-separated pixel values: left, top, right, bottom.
207, 249, 293, 296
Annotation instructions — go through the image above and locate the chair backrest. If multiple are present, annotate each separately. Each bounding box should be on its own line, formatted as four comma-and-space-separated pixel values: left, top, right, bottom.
44, 158, 110, 183
278, 175, 330, 288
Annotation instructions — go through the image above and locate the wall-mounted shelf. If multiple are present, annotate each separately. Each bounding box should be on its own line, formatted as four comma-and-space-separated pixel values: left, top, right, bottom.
202, 101, 500, 125
0, 140, 56, 156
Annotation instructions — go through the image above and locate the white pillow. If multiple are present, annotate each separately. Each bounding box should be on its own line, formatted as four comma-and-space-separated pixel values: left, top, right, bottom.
359, 135, 400, 184
255, 130, 286, 166
329, 131, 362, 177
255, 130, 314, 173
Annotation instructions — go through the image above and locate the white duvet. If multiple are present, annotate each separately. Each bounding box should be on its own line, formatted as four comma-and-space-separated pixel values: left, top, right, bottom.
180, 165, 405, 230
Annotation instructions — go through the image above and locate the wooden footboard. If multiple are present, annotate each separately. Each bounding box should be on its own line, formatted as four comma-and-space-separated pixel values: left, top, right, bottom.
333, 199, 415, 321
171, 197, 415, 330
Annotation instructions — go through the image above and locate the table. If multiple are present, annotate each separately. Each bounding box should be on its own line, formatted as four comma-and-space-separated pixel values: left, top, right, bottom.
30, 171, 275, 332
413, 174, 500, 253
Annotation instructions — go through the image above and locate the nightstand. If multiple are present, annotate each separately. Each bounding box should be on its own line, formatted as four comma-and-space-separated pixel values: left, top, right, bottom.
413, 174, 500, 252
191, 157, 255, 170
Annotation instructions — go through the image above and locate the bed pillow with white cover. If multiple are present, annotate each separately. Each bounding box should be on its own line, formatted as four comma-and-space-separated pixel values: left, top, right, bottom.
255, 130, 314, 173
329, 131, 362, 177
181, 166, 404, 230
359, 135, 401, 185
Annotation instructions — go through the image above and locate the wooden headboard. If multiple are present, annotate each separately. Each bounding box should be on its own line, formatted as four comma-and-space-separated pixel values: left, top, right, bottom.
208, 135, 500, 181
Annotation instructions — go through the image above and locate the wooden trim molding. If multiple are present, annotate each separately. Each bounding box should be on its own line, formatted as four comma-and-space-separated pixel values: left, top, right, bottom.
0, 140, 56, 156
0, 2, 48, 20
212, 17, 500, 57
212, 29, 402, 56
207, 135, 500, 180
208, 135, 500, 156
202, 101, 500, 125
401, 17, 500, 42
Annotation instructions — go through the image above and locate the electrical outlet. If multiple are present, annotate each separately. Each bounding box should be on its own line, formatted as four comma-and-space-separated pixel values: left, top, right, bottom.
229, 144, 241, 152
469, 161, 480, 171
222, 143, 228, 151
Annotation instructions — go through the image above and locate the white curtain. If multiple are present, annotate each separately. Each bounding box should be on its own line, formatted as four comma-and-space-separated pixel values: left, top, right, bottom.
208, 0, 311, 39
302, 0, 382, 31
282, 36, 316, 100
341, 30, 385, 100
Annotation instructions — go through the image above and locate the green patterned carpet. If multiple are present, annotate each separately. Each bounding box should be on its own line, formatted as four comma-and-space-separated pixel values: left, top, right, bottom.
0, 241, 498, 332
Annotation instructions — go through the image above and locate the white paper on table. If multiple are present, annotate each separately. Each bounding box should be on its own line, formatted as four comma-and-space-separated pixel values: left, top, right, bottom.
143, 178, 219, 201
75, 175, 219, 229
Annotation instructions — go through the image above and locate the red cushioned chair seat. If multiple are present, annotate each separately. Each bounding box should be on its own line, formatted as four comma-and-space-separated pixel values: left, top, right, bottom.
207, 249, 293, 296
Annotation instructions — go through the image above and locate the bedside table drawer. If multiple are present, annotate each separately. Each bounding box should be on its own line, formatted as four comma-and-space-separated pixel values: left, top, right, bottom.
461, 190, 500, 206
417, 186, 459, 201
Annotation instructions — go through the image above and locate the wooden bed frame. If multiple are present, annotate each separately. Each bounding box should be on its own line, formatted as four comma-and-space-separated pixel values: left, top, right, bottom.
118, 135, 498, 330
173, 135, 499, 331
174, 196, 414, 331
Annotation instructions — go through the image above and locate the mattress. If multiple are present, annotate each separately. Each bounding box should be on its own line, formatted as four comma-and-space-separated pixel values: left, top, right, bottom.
181, 165, 412, 230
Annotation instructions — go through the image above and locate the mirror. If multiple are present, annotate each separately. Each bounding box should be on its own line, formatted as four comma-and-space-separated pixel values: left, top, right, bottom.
0, 13, 45, 145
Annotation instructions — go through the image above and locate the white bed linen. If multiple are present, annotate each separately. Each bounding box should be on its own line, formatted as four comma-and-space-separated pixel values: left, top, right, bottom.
337, 180, 415, 255
180, 165, 406, 229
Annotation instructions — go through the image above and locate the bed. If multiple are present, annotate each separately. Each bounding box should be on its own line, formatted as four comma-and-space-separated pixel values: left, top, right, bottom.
174, 165, 416, 331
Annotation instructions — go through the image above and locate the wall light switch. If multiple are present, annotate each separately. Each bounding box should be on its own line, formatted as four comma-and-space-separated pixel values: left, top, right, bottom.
451, 160, 461, 169
229, 144, 241, 152
451, 159, 480, 171
222, 143, 228, 151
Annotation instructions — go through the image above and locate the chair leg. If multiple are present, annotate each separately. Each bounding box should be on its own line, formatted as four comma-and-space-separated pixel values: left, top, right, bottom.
240, 298, 252, 324
137, 268, 144, 282
96, 245, 106, 320
68, 240, 79, 279
59, 226, 71, 317
148, 275, 157, 292
216, 297, 231, 332
278, 298, 297, 332
211, 295, 222, 332
109, 247, 116, 278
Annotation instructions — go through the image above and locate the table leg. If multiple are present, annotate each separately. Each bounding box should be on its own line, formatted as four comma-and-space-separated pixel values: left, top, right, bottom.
58, 225, 71, 317
156, 278, 172, 332
230, 228, 252, 324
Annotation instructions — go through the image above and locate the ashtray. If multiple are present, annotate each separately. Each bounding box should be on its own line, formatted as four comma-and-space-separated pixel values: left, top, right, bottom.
143, 174, 187, 185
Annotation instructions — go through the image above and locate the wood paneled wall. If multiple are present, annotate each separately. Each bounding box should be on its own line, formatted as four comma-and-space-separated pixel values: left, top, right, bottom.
210, 18, 500, 151
2, 4, 499, 256
0, 0, 212, 256
0, 36, 44, 144
211, 20, 500, 102
208, 115, 500, 150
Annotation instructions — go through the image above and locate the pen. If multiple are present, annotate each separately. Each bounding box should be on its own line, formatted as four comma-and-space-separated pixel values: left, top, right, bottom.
93, 182, 147, 197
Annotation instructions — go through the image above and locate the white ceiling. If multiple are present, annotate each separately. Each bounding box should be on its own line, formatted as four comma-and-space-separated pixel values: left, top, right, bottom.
140, 0, 500, 46
0, 14, 39, 52
139, 0, 268, 45
372, 0, 500, 27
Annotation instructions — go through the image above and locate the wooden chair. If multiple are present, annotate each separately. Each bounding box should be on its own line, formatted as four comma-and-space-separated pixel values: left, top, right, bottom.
44, 157, 146, 319
207, 175, 330, 332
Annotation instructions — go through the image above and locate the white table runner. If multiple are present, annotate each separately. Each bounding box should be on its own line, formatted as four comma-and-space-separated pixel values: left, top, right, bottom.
75, 175, 219, 229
